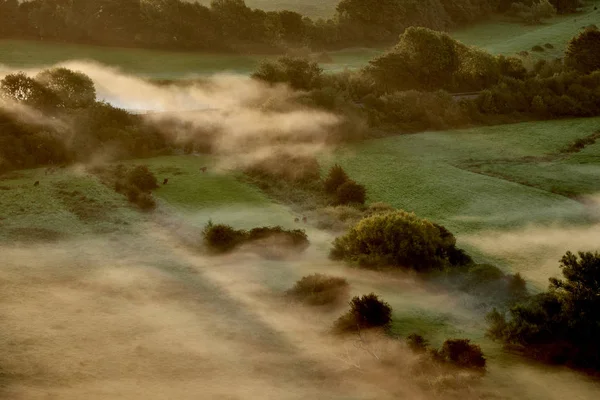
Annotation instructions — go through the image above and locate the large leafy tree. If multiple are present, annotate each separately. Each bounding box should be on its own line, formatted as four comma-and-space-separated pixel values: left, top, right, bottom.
36, 68, 96, 109
565, 28, 600, 75
487, 251, 600, 369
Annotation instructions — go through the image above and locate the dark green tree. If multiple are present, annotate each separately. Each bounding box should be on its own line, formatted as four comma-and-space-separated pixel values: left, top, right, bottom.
323, 164, 349, 194
36, 68, 96, 108
565, 28, 600, 74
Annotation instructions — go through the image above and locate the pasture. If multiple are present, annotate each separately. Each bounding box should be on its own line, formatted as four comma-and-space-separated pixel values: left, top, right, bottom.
332, 117, 600, 285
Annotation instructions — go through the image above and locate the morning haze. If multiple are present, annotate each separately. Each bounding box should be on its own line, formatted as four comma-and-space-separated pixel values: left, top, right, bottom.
1, 0, 600, 399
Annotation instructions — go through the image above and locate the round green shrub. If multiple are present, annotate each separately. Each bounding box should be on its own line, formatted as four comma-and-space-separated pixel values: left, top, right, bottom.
330, 211, 464, 271
334, 293, 392, 332
439, 339, 486, 369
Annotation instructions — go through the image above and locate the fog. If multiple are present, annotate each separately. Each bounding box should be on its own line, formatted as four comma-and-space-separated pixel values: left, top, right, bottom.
0, 61, 341, 170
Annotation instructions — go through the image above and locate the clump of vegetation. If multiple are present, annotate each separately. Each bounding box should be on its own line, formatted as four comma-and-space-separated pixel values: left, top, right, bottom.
434, 339, 487, 370
531, 45, 545, 52
565, 27, 600, 74
330, 211, 468, 271
336, 180, 367, 205
92, 164, 159, 211
323, 164, 349, 194
202, 221, 309, 255
560, 131, 600, 153
544, 43, 554, 49
334, 293, 392, 333
487, 251, 600, 371
407, 334, 487, 370
286, 274, 349, 306
406, 333, 430, 353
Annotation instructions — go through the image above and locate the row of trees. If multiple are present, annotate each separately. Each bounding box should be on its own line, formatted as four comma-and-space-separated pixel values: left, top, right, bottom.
0, 0, 585, 52
253, 26, 600, 134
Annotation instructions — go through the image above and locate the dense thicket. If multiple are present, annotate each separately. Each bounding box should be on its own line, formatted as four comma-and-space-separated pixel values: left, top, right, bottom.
0, 68, 168, 173
255, 26, 600, 136
487, 251, 600, 371
0, 0, 583, 52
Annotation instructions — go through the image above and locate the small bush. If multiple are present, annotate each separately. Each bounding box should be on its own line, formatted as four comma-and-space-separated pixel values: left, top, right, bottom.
531, 45, 545, 52
407, 333, 430, 353
439, 339, 486, 369
127, 165, 159, 191
465, 264, 505, 286
135, 192, 157, 211
203, 221, 247, 254
544, 43, 554, 49
287, 274, 349, 306
323, 164, 349, 194
334, 293, 392, 333
336, 180, 366, 205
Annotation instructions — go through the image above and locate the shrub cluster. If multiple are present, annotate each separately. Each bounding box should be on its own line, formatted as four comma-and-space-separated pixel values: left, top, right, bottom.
286, 274, 350, 306
334, 293, 393, 333
323, 164, 367, 206
110, 165, 159, 210
407, 334, 487, 370
202, 221, 309, 255
330, 211, 469, 271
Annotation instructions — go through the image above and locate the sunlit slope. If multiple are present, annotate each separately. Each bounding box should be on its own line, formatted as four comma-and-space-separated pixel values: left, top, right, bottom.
453, 3, 600, 57
334, 117, 600, 234
0, 156, 296, 242
0, 167, 142, 242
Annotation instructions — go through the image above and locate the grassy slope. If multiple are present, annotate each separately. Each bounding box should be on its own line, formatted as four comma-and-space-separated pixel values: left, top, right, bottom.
0, 166, 142, 242
453, 2, 600, 58
334, 118, 600, 234
125, 155, 298, 229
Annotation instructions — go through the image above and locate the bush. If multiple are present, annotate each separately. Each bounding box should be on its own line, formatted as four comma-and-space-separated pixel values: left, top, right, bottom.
202, 222, 310, 254
287, 274, 349, 306
531, 45, 545, 52
246, 226, 309, 249
336, 180, 367, 205
334, 293, 392, 333
407, 333, 430, 353
544, 43, 554, 49
202, 221, 247, 254
323, 164, 349, 194
330, 211, 467, 271
127, 165, 159, 192
439, 339, 486, 369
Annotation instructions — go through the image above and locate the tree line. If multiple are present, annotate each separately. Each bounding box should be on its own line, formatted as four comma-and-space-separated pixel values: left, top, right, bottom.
253, 26, 600, 135
0, 0, 585, 53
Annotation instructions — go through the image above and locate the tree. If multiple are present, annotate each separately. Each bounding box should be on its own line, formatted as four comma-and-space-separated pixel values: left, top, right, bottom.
0, 72, 58, 110
252, 56, 323, 91
367, 27, 460, 91
487, 251, 600, 370
336, 180, 366, 205
330, 210, 467, 271
36, 68, 96, 108
127, 165, 159, 192
324, 164, 349, 194
565, 28, 600, 74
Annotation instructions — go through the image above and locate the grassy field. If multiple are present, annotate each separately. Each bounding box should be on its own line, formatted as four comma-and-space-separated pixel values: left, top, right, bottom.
332, 117, 600, 284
